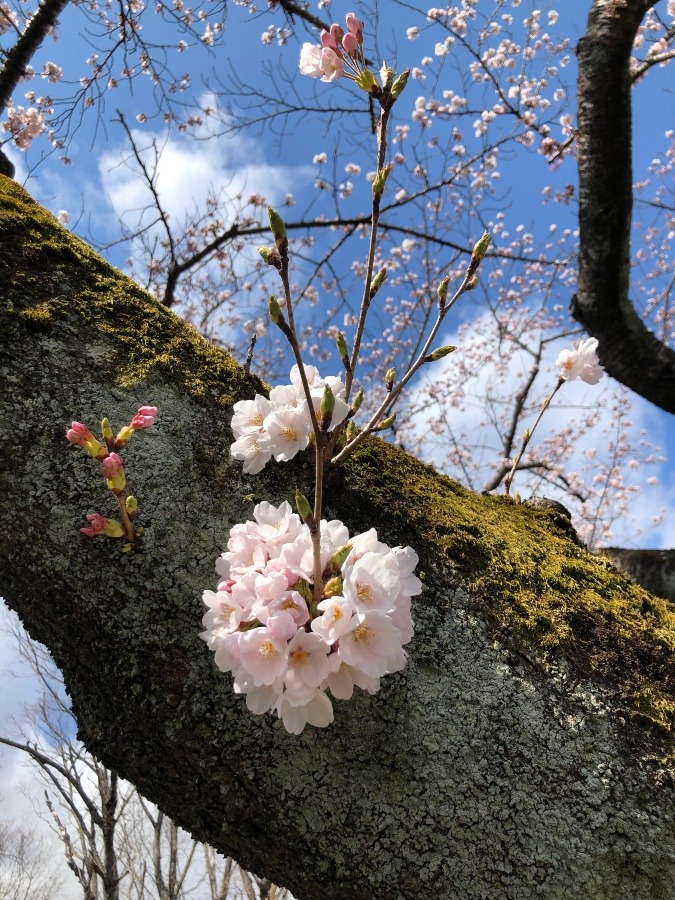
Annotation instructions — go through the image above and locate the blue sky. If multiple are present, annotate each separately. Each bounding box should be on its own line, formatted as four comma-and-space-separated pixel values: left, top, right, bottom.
1, 0, 674, 891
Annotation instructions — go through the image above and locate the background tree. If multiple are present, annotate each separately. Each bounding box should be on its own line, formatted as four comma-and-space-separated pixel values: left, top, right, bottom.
0, 815, 64, 900
0, 620, 290, 899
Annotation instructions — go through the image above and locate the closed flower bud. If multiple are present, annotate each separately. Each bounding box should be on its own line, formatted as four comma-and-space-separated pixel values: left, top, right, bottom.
295, 489, 312, 521
125, 495, 138, 515
350, 387, 364, 413
323, 575, 343, 597
320, 384, 335, 431
372, 163, 392, 198
258, 245, 281, 268
375, 413, 396, 431
465, 276, 479, 291
335, 331, 350, 367
114, 424, 134, 448
267, 207, 287, 249
355, 68, 378, 95
390, 68, 410, 100
105, 519, 125, 538
467, 231, 491, 277
345, 421, 357, 441
379, 63, 394, 91
437, 276, 450, 307
101, 417, 113, 442
425, 345, 456, 362
327, 543, 352, 572
268, 294, 282, 324
385, 368, 396, 391
369, 267, 387, 298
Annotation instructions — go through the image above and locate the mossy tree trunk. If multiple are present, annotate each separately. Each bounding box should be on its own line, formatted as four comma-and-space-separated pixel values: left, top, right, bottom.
1, 177, 674, 899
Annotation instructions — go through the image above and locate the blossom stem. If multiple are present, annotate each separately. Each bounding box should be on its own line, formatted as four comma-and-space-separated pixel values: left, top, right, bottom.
115, 492, 137, 544
344, 101, 392, 403
504, 376, 565, 496
331, 272, 473, 465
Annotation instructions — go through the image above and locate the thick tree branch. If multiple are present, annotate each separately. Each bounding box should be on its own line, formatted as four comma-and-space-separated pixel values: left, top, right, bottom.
0, 0, 71, 115
1, 177, 675, 898
572, 0, 675, 413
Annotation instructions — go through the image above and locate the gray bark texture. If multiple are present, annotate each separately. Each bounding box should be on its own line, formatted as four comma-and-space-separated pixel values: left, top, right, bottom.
572, 0, 675, 414
1, 177, 674, 899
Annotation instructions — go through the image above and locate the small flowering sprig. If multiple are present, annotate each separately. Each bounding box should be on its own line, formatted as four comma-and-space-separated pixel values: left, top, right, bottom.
201, 501, 421, 734
504, 338, 604, 496
66, 406, 156, 551
207, 16, 494, 734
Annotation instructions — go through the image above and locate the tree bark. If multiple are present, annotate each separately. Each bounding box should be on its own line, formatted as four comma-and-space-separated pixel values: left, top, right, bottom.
1, 176, 674, 899
572, 0, 675, 414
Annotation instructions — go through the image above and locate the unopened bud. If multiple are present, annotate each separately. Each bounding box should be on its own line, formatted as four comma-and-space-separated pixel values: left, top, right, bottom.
125, 495, 138, 516
327, 544, 352, 572
376, 413, 396, 431
101, 417, 113, 442
105, 519, 125, 538
369, 267, 387, 298
355, 68, 379, 95
437, 276, 450, 307
268, 294, 282, 324
345, 421, 357, 442
425, 345, 456, 362
379, 63, 394, 92
350, 388, 364, 414
258, 245, 282, 269
467, 231, 491, 277
323, 575, 343, 598
372, 163, 393, 198
465, 276, 479, 291
320, 384, 335, 431
336, 331, 350, 368
295, 489, 312, 522
267, 207, 287, 249
114, 425, 134, 449
390, 69, 410, 101
295, 578, 313, 604
522, 428, 531, 445
385, 368, 396, 391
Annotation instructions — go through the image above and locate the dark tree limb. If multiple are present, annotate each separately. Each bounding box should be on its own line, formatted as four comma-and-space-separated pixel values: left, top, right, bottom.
572, 0, 675, 414
1, 177, 675, 899
0, 0, 72, 115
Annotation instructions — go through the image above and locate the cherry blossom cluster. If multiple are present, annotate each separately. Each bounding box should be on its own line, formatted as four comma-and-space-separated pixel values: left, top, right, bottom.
230, 364, 350, 474
300, 13, 366, 83
66, 406, 157, 550
201, 501, 420, 734
2, 104, 46, 150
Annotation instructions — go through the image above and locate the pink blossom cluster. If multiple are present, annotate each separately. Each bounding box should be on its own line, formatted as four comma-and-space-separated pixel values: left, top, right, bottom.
556, 337, 604, 385
299, 12, 364, 82
230, 364, 350, 474
201, 501, 420, 734
2, 105, 46, 150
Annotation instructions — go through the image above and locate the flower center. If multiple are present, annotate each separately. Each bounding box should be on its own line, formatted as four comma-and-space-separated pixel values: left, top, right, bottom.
356, 583, 372, 603
290, 648, 309, 668
354, 625, 371, 644
259, 639, 275, 659
282, 427, 297, 442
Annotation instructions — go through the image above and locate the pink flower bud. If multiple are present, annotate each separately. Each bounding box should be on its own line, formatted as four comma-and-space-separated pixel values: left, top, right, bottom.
329, 23, 344, 43
321, 29, 337, 49
342, 32, 358, 56
130, 405, 157, 429
345, 12, 364, 36
101, 453, 124, 479
80, 512, 108, 537
66, 421, 105, 458
66, 421, 93, 446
